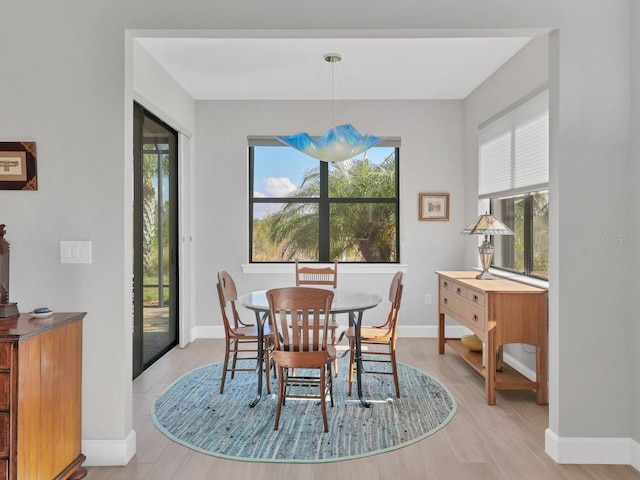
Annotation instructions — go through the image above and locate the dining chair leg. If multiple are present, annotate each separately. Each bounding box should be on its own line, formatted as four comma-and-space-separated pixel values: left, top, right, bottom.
274, 366, 285, 430
328, 363, 334, 407
320, 366, 329, 432
391, 349, 400, 398
230, 339, 238, 379
220, 338, 231, 394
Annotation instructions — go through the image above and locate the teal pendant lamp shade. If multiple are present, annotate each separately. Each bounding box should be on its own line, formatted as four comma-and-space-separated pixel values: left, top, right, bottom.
276, 124, 384, 163
275, 53, 384, 163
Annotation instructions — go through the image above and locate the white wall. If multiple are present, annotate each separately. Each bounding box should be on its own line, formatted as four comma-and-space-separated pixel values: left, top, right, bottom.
0, 0, 637, 470
463, 35, 549, 374
133, 41, 195, 137
193, 99, 465, 332
632, 0, 640, 450
133, 40, 197, 349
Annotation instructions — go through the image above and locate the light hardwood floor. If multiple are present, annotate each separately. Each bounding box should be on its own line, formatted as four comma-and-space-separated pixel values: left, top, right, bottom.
86, 338, 640, 480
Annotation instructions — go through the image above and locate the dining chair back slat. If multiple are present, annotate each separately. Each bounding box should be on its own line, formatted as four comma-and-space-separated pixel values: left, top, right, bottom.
295, 260, 338, 288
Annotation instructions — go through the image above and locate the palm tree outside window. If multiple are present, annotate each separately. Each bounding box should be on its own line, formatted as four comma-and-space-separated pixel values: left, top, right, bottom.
249, 141, 400, 263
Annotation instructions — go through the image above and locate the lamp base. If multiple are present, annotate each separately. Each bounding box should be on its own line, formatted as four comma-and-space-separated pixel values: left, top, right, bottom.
475, 270, 496, 280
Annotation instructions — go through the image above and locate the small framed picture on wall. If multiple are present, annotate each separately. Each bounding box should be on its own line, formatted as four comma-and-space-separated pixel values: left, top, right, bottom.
419, 193, 449, 221
0, 142, 37, 190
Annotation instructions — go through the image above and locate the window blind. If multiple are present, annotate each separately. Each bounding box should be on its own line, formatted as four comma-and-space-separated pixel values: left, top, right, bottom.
478, 89, 549, 199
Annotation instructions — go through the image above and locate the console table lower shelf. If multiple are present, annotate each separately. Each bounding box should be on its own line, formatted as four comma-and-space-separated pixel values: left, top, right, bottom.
444, 338, 539, 393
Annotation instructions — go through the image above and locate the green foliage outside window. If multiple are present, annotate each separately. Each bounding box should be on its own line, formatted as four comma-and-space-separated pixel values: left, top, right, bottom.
251, 149, 399, 263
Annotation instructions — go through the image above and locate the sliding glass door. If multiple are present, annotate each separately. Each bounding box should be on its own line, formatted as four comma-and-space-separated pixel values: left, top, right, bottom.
133, 103, 179, 379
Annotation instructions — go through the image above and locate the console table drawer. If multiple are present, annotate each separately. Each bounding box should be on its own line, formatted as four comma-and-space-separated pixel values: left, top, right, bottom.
456, 301, 486, 332
467, 289, 485, 307
440, 277, 454, 292
452, 282, 467, 298
440, 290, 486, 332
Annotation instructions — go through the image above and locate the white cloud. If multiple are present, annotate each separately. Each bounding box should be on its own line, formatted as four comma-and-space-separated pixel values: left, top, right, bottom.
252, 177, 296, 219
262, 177, 297, 197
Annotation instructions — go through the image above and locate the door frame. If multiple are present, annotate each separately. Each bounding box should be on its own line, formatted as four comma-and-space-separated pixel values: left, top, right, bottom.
132, 102, 180, 378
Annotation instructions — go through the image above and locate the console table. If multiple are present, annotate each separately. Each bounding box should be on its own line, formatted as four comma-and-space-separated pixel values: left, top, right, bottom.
0, 312, 87, 480
436, 271, 547, 405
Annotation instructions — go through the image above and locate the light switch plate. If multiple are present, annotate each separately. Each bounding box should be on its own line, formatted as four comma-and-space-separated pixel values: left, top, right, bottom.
60, 241, 92, 264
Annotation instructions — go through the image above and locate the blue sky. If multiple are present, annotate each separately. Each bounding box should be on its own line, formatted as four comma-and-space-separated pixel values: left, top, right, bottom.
252, 146, 394, 219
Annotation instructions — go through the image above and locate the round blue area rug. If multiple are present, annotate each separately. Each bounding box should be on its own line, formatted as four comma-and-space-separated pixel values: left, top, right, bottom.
151, 359, 456, 463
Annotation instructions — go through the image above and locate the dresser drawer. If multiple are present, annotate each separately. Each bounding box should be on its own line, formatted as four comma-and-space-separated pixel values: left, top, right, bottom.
0, 413, 8, 456
0, 375, 8, 411
0, 344, 10, 370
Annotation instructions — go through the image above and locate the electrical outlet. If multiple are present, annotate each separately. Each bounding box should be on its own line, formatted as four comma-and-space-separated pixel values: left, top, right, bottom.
424, 294, 432, 305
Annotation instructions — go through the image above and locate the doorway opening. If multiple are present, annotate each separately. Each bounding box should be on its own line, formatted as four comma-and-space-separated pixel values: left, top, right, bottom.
133, 102, 179, 379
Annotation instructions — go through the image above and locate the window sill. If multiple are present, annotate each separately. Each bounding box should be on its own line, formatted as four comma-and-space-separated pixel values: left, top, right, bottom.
474, 267, 549, 290
242, 263, 408, 275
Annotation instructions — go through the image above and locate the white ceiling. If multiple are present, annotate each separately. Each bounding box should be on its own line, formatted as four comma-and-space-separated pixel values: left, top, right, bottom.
136, 36, 533, 101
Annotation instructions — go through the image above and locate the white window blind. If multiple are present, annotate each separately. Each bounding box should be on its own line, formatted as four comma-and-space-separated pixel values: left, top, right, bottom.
478, 89, 549, 198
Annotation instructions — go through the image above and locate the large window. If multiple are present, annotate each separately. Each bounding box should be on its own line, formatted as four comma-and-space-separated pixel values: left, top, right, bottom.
478, 88, 549, 279
249, 141, 400, 263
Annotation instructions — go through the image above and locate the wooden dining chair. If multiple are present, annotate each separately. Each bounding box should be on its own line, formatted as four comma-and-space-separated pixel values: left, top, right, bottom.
346, 271, 404, 398
216, 271, 274, 395
295, 259, 340, 375
266, 286, 335, 432
295, 259, 338, 288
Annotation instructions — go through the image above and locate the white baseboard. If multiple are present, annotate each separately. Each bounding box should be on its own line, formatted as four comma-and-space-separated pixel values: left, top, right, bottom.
190, 325, 225, 339
82, 429, 136, 466
501, 351, 536, 381
632, 439, 640, 472
545, 429, 640, 471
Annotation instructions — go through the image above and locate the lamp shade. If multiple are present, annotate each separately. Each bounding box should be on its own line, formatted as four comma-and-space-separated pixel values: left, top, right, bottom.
460, 214, 514, 236
460, 213, 514, 280
275, 124, 385, 163
275, 53, 385, 163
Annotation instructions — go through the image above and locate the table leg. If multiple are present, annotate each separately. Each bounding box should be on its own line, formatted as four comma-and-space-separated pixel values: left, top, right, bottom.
485, 328, 497, 405
352, 310, 371, 408
249, 311, 267, 408
438, 312, 445, 354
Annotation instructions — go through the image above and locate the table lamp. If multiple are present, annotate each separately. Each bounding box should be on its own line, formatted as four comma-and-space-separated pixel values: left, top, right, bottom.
460, 213, 514, 280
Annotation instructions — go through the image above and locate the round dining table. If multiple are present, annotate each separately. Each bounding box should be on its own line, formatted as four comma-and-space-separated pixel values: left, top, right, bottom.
239, 288, 382, 408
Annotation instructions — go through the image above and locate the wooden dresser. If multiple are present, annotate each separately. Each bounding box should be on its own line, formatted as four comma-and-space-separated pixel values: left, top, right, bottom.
0, 312, 86, 480
436, 271, 547, 405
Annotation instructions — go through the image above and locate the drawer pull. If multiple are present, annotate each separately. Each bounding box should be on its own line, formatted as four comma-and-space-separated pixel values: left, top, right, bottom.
472, 314, 478, 322
443, 281, 448, 287
456, 287, 462, 295
472, 294, 478, 302
443, 298, 448, 305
